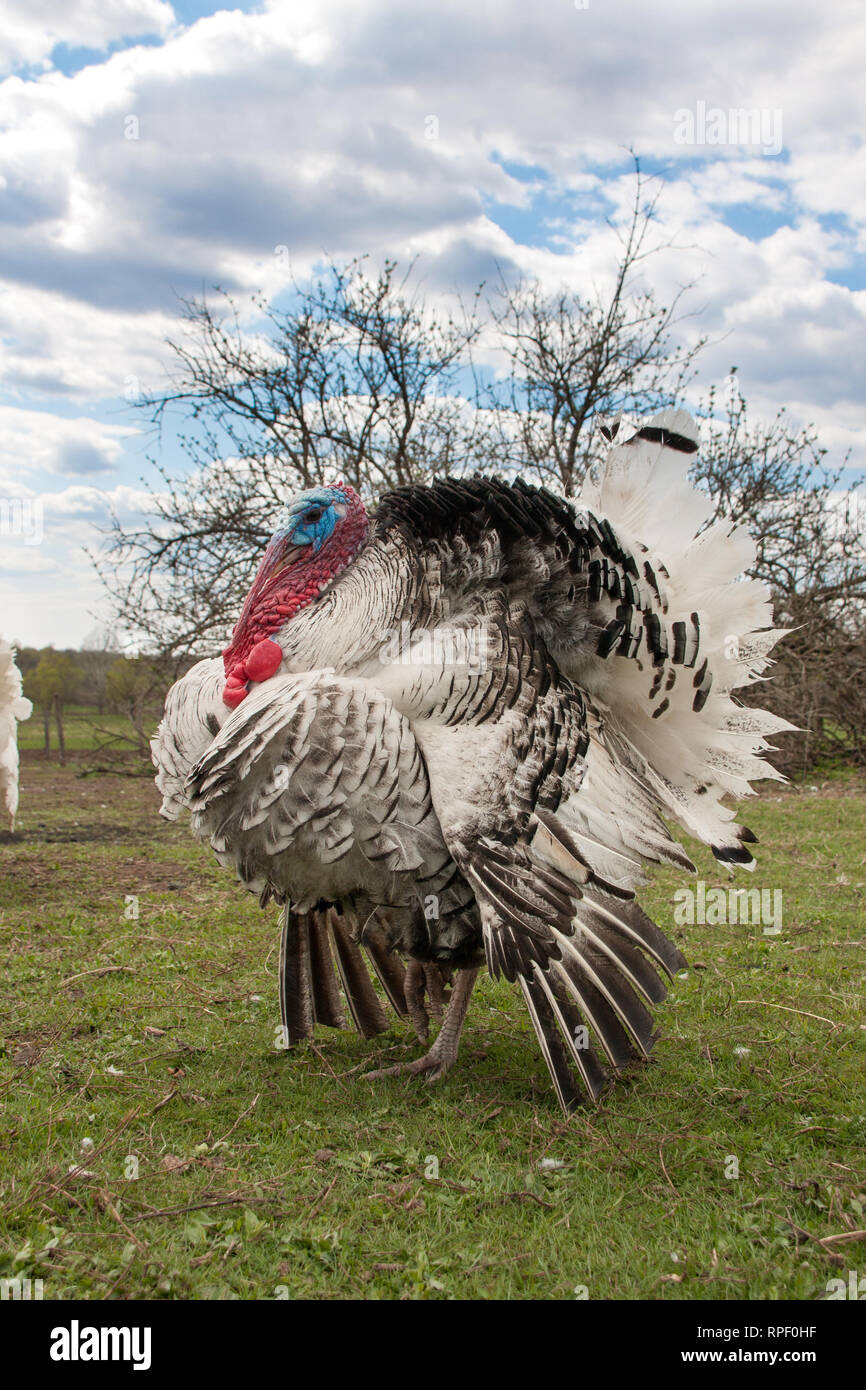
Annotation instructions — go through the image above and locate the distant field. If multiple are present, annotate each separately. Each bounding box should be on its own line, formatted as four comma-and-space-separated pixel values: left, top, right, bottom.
17, 706, 156, 754
0, 754, 863, 1300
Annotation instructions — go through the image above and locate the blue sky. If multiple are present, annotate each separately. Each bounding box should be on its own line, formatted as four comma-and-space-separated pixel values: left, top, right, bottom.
1, 0, 864, 647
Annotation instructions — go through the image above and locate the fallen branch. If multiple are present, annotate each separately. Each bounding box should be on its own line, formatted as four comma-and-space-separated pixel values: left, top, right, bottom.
485, 1190, 554, 1209
818, 1229, 866, 1248
130, 1194, 285, 1223
304, 1176, 338, 1223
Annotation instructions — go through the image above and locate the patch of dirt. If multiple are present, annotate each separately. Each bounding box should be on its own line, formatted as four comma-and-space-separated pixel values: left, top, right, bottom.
6, 823, 156, 845
7, 855, 197, 898
120, 859, 198, 892
12, 822, 167, 845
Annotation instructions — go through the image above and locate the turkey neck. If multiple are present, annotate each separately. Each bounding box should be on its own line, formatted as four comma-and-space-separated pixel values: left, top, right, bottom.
274, 529, 421, 675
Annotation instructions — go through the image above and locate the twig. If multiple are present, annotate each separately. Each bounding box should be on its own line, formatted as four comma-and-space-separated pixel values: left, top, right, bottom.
99, 1190, 148, 1253
41, 1182, 88, 1213
465, 1251, 534, 1272
486, 1190, 554, 1209
60, 966, 135, 987
21, 1106, 142, 1210
130, 1195, 283, 1223
780, 1211, 844, 1265
659, 1141, 679, 1196
304, 1176, 338, 1223
818, 1230, 866, 1248
308, 1044, 349, 1093
736, 1000, 838, 1027
149, 1088, 178, 1115
216, 1093, 260, 1144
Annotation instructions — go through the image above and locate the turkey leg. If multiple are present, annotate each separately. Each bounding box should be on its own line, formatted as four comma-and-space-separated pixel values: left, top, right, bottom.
403, 959, 452, 1042
365, 966, 479, 1083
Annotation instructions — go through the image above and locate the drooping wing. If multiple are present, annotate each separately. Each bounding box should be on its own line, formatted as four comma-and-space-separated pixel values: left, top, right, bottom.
412, 598, 688, 1112
184, 670, 446, 899
184, 669, 479, 1039
151, 657, 226, 820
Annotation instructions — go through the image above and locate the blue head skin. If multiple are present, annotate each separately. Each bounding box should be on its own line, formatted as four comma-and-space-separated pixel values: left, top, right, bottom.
278, 486, 344, 555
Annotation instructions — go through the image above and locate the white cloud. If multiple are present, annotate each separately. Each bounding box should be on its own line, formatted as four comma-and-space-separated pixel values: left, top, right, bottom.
41, 481, 154, 517
0, 547, 58, 573
0, 479, 157, 646
0, 0, 175, 74
0, 280, 177, 399
0, 405, 139, 478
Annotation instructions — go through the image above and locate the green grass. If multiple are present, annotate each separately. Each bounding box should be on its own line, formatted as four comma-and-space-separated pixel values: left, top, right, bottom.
1, 755, 863, 1300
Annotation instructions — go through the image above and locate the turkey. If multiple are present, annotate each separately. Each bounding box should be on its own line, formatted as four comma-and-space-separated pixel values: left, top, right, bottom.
152, 409, 793, 1112
0, 640, 33, 830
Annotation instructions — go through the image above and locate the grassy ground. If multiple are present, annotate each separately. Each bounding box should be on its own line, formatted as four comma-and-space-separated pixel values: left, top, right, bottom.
1, 752, 863, 1301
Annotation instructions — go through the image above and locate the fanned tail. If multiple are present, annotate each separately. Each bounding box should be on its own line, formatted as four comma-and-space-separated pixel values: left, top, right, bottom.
573, 408, 797, 866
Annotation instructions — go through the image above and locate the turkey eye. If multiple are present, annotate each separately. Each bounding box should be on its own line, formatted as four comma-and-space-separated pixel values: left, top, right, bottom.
304, 508, 324, 524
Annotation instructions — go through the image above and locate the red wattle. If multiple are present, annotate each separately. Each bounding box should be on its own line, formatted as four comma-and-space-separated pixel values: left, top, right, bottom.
245, 638, 283, 682
222, 684, 248, 709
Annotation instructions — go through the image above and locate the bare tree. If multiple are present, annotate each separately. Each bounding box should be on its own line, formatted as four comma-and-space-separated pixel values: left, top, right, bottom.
77, 624, 120, 714
104, 657, 167, 759
95, 171, 702, 655
481, 161, 705, 494
695, 373, 866, 772
23, 652, 82, 764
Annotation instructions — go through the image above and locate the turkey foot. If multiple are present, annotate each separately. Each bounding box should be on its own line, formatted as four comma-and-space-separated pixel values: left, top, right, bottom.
365, 967, 478, 1084
403, 959, 452, 1042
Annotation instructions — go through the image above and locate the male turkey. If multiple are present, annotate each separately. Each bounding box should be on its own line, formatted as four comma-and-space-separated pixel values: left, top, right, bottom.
152, 410, 791, 1112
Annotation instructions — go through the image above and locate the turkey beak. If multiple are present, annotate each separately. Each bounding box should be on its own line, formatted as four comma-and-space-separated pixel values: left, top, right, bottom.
269, 541, 310, 577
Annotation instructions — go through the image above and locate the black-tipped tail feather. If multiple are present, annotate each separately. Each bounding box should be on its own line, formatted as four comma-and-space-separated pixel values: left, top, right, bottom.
712, 823, 759, 870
